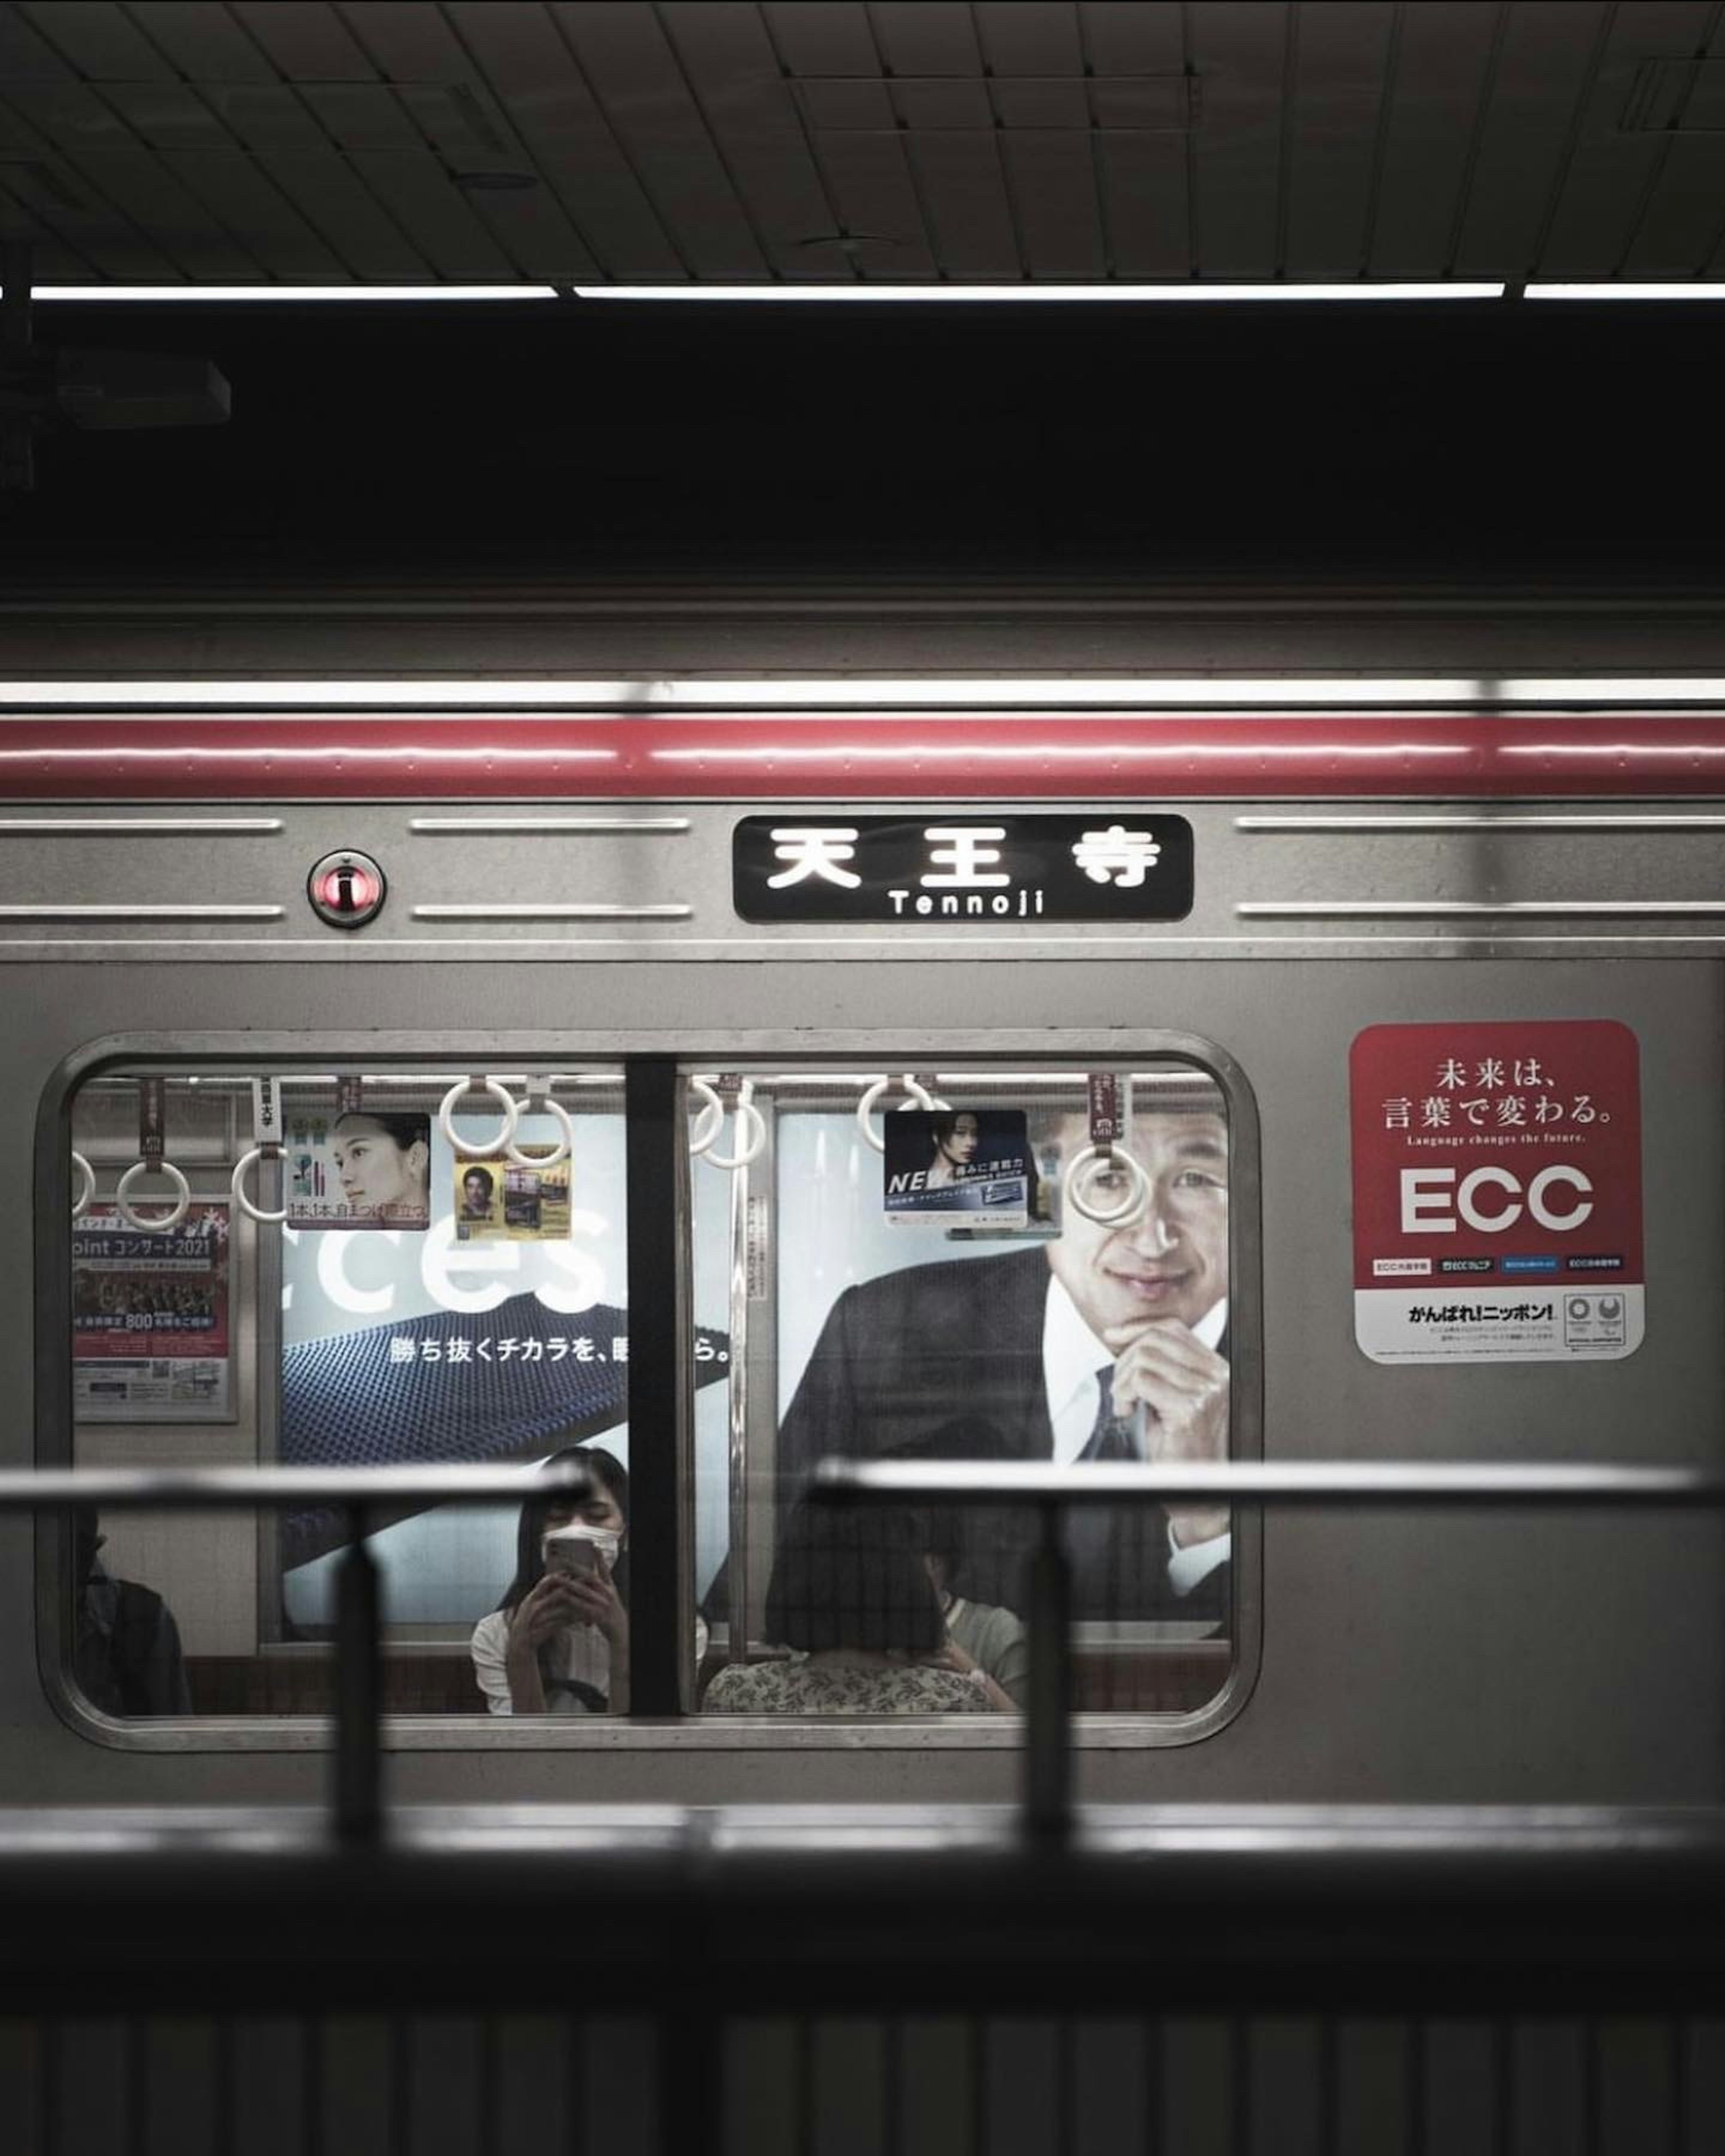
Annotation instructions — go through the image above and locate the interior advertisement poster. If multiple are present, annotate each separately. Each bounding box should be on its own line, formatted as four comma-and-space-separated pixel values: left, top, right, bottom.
454, 1153, 572, 1242
882, 1109, 1031, 1225
73, 1201, 234, 1421
1350, 1020, 1643, 1365
284, 1108, 432, 1231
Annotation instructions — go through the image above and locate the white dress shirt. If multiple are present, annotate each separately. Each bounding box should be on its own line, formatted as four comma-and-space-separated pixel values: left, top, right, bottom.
1041, 1277, 1231, 1598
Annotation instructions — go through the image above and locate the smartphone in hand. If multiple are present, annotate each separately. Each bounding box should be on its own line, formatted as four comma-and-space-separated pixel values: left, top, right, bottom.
542, 1528, 602, 1579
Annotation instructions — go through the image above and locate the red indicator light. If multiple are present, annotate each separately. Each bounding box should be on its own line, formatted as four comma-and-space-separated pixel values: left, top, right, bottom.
307, 850, 387, 929
319, 866, 375, 912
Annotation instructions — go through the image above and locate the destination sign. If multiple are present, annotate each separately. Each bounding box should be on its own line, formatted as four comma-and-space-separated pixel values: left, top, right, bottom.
733, 814, 1194, 925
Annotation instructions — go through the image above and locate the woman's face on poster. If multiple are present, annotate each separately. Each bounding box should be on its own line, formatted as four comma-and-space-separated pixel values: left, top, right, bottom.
331, 1116, 429, 1213
938, 1113, 981, 1166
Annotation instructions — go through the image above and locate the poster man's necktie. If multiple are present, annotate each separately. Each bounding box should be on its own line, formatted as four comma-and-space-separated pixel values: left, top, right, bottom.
1077, 1366, 1141, 1462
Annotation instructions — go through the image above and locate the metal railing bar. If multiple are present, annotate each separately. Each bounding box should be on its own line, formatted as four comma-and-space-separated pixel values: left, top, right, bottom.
814, 1460, 1725, 1508
20, 1464, 591, 1846
0, 1464, 593, 1510
816, 1456, 1725, 1846
1024, 1509, 1071, 1842
335, 1507, 381, 1844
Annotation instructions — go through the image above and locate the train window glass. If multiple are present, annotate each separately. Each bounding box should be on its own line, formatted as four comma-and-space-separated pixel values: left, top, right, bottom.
64, 1067, 646, 1723
691, 1065, 1239, 1723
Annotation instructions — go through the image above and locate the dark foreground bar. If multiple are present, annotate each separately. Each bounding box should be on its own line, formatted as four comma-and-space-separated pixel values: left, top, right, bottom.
3, 1803, 1725, 2019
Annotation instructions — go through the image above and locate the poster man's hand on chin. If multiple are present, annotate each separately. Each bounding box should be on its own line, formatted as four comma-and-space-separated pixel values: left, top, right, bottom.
1101, 1319, 1231, 1546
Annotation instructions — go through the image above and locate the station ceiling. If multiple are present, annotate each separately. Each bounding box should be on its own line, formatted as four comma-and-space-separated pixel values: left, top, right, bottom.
3, 1, 1725, 289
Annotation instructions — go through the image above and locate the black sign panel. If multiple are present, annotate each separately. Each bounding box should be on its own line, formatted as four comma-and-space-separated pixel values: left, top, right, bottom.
733, 814, 1194, 925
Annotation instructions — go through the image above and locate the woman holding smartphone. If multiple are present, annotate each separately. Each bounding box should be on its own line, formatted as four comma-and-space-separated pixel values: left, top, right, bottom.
470, 1446, 634, 1714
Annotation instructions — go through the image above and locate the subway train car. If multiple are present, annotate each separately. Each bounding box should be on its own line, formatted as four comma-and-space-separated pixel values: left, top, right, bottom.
4, 583, 1725, 2151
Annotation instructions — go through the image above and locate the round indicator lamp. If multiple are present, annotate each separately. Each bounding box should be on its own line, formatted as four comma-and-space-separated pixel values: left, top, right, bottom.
307, 850, 387, 930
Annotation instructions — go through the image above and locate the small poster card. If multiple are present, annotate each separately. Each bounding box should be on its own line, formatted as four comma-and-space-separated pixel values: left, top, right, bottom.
883, 1109, 1031, 1226
455, 1150, 572, 1242
285, 1109, 432, 1231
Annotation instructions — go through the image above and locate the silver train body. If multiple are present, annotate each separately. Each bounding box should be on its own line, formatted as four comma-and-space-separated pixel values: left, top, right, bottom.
3, 584, 1721, 1821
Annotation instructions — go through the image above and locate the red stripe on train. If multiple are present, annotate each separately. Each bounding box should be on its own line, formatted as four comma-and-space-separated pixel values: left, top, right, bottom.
1, 714, 1724, 798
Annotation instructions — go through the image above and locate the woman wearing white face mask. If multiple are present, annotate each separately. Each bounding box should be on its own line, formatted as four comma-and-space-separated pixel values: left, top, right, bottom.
470, 1445, 637, 1715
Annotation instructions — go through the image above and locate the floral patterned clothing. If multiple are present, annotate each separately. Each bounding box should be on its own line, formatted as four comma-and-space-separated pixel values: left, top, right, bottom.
703, 1655, 991, 1716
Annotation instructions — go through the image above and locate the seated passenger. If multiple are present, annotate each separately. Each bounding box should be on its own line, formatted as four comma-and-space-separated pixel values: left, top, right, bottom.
703, 1498, 1000, 1716
919, 1506, 1027, 1710
470, 1446, 634, 1714
73, 1508, 193, 1717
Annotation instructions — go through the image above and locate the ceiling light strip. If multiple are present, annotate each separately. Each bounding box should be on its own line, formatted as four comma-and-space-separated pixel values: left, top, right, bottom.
1525, 283, 1725, 300
6, 678, 1725, 709
575, 283, 1504, 303
9, 282, 1501, 304
13, 286, 559, 303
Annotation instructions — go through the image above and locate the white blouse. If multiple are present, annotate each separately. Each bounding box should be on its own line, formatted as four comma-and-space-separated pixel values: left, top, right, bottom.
470, 1608, 709, 1714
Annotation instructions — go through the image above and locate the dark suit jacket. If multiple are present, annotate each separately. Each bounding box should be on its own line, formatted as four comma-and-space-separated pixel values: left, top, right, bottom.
777, 1246, 1230, 1626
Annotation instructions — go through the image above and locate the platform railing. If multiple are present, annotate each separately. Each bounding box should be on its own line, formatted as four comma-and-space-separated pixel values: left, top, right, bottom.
8, 1456, 1725, 1847
812, 1458, 1725, 1842
0, 1462, 593, 1842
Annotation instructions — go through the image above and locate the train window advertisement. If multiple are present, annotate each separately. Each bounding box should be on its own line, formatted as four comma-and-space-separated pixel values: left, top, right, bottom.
694, 1067, 1236, 1723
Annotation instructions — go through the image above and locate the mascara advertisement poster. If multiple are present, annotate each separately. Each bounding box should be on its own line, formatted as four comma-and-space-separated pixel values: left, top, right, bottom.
284, 1109, 432, 1231
883, 1109, 1031, 1225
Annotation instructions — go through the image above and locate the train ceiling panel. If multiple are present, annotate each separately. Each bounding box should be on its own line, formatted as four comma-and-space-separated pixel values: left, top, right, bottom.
3, 1, 1725, 290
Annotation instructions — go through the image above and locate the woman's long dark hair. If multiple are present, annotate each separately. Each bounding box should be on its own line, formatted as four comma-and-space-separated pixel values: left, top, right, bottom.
764, 1496, 945, 1654
498, 1444, 631, 1614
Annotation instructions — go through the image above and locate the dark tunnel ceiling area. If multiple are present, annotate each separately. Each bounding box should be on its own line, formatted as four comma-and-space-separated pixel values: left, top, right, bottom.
0, 296, 1721, 584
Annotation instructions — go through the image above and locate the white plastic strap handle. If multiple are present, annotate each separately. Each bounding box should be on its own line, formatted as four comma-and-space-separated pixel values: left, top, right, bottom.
1064, 1144, 1151, 1227
230, 1146, 288, 1225
688, 1082, 725, 1158
71, 1153, 95, 1220
505, 1085, 574, 1171
439, 1074, 520, 1158
116, 1157, 191, 1233
689, 1078, 766, 1170
855, 1073, 950, 1155
231, 1075, 289, 1224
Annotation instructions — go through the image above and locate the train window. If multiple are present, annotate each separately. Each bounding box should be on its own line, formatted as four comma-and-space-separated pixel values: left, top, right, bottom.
59, 1065, 653, 1724
691, 1064, 1246, 1727
53, 1051, 1255, 1742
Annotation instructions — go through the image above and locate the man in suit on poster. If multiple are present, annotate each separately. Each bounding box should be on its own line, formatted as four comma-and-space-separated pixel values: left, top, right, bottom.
775, 1105, 1233, 1626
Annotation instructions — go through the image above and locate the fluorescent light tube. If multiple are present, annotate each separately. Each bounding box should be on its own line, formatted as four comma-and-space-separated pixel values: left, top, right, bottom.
5, 280, 1504, 305
575, 283, 1504, 303
12, 286, 559, 302
5, 678, 1725, 708
1526, 283, 1725, 300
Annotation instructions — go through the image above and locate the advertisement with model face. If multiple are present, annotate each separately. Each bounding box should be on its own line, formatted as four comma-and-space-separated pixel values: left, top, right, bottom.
770, 1076, 1232, 1635
882, 1109, 1031, 1224
284, 1109, 432, 1231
